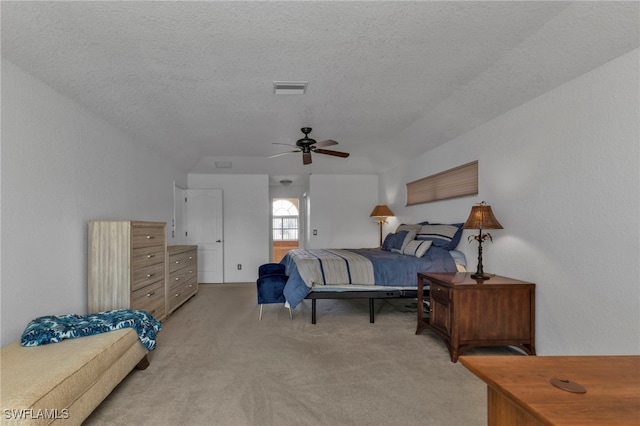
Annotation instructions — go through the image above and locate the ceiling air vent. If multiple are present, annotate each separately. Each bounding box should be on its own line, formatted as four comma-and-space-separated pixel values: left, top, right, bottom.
273, 81, 307, 95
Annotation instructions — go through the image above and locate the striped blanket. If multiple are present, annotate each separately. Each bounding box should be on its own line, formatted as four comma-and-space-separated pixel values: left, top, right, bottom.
288, 249, 375, 286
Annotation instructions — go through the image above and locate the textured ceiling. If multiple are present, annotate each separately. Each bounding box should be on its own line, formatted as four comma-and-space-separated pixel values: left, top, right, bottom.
2, 1, 638, 180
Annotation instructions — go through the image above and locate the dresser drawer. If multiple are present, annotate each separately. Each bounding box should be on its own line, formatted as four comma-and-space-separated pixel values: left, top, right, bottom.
168, 283, 186, 303
168, 251, 196, 274
132, 262, 165, 291
132, 225, 165, 248
168, 271, 186, 293
183, 278, 197, 297
169, 265, 197, 287
131, 280, 165, 319
167, 276, 197, 312
132, 245, 165, 269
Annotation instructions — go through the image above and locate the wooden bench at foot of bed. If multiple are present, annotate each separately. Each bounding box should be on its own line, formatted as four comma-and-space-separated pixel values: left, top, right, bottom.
305, 288, 424, 324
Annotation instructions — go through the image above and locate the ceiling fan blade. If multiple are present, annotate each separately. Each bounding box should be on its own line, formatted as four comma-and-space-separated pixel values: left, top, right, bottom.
302, 152, 312, 165
314, 139, 338, 148
314, 148, 350, 158
267, 150, 299, 158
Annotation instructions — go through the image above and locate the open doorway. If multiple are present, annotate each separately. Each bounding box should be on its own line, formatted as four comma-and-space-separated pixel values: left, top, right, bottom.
272, 198, 299, 262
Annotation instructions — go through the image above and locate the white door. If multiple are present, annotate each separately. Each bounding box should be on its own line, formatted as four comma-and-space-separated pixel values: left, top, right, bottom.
185, 189, 224, 283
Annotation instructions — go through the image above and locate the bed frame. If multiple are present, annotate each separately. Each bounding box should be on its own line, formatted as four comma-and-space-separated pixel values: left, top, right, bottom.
304, 288, 425, 324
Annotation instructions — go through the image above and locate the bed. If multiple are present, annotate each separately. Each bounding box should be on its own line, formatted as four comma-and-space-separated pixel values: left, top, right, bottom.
280, 222, 467, 323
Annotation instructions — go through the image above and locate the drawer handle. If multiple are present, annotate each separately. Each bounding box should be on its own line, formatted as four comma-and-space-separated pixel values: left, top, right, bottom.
147, 273, 155, 278
175, 277, 180, 281
147, 254, 155, 259
146, 235, 155, 239
189, 284, 193, 288
188, 270, 193, 274
175, 293, 179, 297
189, 256, 193, 260
146, 291, 155, 297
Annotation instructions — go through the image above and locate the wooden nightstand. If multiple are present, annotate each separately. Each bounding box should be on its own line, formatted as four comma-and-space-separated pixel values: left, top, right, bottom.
416, 272, 536, 362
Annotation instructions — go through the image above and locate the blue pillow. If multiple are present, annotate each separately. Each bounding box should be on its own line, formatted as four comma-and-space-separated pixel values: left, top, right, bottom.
415, 223, 464, 250
382, 230, 409, 251
381, 233, 395, 251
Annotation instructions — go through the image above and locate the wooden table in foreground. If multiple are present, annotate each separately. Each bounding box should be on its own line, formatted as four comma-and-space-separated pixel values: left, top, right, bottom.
460, 355, 640, 426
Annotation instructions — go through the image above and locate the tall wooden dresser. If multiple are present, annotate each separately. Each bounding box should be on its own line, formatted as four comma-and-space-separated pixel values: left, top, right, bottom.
88, 221, 167, 321
166, 245, 198, 315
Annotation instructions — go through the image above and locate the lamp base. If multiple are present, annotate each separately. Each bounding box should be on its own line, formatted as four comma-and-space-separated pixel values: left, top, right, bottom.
470, 272, 492, 280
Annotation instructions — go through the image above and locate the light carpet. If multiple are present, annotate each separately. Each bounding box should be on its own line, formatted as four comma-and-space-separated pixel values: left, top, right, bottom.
85, 283, 519, 426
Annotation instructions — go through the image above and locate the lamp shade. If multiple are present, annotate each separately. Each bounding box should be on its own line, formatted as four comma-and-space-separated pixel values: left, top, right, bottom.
370, 205, 394, 218
462, 202, 503, 230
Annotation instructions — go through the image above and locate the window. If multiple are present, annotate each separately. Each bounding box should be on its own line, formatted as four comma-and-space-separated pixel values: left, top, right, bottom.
406, 161, 478, 206
273, 199, 299, 241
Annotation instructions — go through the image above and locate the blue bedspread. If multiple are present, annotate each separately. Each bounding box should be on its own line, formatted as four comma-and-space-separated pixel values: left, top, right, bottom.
282, 247, 457, 308
21, 309, 162, 351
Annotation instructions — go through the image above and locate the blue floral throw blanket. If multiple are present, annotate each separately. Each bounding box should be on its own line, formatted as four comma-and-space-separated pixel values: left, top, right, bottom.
21, 309, 162, 351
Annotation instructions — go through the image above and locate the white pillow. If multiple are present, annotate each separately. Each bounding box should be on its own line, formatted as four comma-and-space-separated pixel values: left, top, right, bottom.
402, 240, 432, 258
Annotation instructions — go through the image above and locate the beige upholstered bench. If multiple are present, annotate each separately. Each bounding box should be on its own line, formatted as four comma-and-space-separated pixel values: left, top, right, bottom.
1, 328, 149, 425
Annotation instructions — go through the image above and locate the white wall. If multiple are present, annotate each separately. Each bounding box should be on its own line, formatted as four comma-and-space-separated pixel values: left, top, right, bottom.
308, 174, 379, 249
380, 49, 640, 355
188, 174, 270, 282
1, 61, 186, 346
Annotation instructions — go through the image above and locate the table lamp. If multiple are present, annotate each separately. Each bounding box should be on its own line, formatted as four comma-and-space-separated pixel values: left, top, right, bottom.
462, 201, 503, 280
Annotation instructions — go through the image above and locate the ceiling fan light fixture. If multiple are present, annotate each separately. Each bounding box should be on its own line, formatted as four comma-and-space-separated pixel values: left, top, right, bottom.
269, 127, 350, 166
273, 81, 307, 95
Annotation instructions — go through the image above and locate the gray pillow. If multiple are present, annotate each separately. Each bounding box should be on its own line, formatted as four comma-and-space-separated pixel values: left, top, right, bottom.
403, 240, 432, 258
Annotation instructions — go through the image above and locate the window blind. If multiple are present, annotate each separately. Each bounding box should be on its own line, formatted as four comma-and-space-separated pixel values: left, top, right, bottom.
406, 161, 478, 206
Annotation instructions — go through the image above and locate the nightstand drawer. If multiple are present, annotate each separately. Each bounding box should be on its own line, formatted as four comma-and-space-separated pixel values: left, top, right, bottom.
430, 283, 451, 304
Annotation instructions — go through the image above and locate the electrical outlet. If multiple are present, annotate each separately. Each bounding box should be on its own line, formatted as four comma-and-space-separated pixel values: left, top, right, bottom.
237, 264, 242, 270
313, 229, 317, 235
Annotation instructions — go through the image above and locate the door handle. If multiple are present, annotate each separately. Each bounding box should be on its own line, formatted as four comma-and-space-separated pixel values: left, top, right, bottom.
216, 240, 222, 243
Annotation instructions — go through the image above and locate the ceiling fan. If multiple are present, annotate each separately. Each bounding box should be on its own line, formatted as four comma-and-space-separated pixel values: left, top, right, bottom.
269, 127, 350, 165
